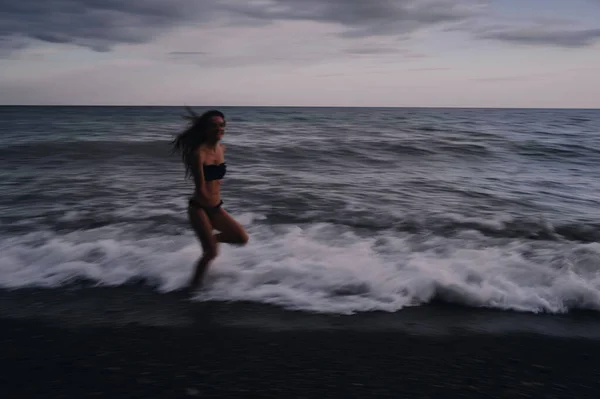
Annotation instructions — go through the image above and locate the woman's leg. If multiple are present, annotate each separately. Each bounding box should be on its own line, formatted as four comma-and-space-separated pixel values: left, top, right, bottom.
210, 208, 249, 245
187, 205, 219, 289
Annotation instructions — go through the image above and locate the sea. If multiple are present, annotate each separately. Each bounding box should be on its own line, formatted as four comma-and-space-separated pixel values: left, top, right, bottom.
1, 106, 600, 328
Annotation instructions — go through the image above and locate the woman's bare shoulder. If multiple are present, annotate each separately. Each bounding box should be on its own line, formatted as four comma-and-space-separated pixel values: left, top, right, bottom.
195, 145, 211, 157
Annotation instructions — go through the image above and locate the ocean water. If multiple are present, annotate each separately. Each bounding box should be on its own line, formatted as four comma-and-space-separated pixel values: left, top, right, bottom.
1, 106, 599, 315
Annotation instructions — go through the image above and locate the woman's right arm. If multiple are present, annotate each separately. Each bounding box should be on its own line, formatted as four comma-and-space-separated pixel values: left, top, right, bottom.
192, 149, 210, 202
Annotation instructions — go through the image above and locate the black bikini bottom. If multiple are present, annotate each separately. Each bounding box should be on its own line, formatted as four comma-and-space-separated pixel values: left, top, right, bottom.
188, 199, 224, 217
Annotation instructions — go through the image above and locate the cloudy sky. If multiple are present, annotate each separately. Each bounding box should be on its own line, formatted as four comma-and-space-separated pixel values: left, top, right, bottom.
1, 0, 599, 107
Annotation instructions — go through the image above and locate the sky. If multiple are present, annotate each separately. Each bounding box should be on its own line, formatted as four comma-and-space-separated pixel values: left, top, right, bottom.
0, 0, 599, 108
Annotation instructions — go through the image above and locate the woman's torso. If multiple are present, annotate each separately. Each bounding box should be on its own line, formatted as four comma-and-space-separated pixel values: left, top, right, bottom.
192, 144, 225, 206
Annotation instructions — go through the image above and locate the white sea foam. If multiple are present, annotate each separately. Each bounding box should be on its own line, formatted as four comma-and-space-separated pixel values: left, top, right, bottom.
2, 213, 600, 315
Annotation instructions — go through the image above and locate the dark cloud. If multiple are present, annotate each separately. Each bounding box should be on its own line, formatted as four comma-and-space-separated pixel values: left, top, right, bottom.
2, 0, 598, 56
224, 0, 481, 38
0, 0, 482, 54
475, 27, 600, 48
0, 0, 209, 53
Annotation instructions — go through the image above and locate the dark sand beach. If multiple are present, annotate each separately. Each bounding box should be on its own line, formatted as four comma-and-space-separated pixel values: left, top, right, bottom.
1, 287, 600, 399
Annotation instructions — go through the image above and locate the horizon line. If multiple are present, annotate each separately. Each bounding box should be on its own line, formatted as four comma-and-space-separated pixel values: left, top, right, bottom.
0, 104, 598, 110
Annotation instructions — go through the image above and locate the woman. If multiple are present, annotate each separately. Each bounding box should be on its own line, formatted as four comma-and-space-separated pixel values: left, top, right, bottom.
172, 108, 249, 289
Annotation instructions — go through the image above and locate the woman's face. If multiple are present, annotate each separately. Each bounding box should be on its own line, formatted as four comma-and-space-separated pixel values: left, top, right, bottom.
207, 115, 226, 142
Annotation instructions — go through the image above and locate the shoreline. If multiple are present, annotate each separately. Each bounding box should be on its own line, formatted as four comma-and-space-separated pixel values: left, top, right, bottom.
3, 286, 600, 338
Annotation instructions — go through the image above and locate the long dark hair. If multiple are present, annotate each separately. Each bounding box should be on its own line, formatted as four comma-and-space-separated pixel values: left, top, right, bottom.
171, 107, 225, 179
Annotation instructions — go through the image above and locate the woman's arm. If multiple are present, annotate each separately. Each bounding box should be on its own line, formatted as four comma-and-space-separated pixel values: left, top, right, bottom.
191, 149, 210, 201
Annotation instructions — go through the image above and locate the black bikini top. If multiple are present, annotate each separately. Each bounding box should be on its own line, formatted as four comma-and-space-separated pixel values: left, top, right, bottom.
203, 162, 226, 181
